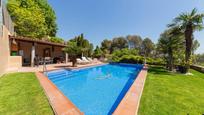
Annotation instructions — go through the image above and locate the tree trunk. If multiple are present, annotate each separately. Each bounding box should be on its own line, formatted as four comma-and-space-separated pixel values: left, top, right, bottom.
168, 47, 173, 71
185, 24, 193, 73
72, 59, 77, 67
165, 58, 169, 70
71, 57, 77, 67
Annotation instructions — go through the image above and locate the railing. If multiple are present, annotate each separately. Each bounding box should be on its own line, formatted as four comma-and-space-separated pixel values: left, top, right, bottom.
2, 5, 14, 35
43, 60, 48, 75
0, 0, 14, 37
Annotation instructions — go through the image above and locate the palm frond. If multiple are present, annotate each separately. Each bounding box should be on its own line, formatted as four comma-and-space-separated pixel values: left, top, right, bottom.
191, 8, 197, 17
167, 23, 177, 28
193, 24, 204, 31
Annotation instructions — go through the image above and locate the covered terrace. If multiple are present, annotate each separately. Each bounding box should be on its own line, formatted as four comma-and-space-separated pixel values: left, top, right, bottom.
9, 36, 68, 67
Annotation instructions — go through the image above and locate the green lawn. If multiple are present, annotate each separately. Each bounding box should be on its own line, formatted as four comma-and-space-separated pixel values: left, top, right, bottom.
0, 73, 53, 115
138, 66, 204, 115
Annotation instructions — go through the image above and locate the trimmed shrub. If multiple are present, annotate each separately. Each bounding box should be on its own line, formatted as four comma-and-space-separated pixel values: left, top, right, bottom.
109, 48, 164, 65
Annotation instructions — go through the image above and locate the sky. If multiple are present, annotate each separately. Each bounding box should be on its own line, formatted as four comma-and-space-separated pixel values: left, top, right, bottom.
48, 0, 204, 54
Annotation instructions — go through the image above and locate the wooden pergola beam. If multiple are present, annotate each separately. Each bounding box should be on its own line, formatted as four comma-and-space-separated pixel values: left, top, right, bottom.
9, 36, 67, 47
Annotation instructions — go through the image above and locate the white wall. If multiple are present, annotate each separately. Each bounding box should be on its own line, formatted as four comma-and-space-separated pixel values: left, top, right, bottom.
0, 26, 11, 76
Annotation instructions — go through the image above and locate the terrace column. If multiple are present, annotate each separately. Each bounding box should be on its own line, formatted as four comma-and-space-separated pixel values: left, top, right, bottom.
65, 53, 68, 64
31, 43, 36, 67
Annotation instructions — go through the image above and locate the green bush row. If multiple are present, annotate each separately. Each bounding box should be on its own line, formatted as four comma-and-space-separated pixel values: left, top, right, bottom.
111, 54, 163, 65
109, 48, 164, 65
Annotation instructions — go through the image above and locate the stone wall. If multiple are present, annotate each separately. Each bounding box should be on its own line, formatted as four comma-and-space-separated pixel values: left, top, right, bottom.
7, 56, 22, 72
191, 65, 204, 73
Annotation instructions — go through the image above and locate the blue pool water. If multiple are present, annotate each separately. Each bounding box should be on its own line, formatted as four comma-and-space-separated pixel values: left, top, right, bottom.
47, 63, 143, 115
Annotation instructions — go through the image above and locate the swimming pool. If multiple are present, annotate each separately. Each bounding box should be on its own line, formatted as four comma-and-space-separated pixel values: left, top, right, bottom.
47, 63, 143, 115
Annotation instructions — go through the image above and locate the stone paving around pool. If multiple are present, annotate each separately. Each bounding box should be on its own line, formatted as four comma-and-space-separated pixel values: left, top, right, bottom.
12, 62, 104, 73
113, 66, 147, 115
36, 72, 84, 115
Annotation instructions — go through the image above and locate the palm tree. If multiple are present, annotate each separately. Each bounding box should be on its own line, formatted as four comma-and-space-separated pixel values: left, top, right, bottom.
157, 27, 184, 71
168, 8, 204, 73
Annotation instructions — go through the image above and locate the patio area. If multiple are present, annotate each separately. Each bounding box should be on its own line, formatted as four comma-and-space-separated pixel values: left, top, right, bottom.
16, 61, 104, 73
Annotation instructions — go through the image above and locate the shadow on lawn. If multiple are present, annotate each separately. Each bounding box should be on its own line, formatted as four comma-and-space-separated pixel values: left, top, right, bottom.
148, 66, 172, 75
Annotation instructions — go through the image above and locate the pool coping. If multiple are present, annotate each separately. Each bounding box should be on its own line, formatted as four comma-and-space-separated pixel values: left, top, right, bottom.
113, 65, 148, 115
36, 63, 148, 115
36, 72, 84, 115
40, 63, 107, 73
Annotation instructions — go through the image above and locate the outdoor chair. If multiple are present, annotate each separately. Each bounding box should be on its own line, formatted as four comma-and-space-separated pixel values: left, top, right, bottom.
38, 57, 44, 65
77, 58, 88, 64
82, 57, 91, 63
44, 57, 53, 64
93, 58, 99, 63
87, 57, 93, 62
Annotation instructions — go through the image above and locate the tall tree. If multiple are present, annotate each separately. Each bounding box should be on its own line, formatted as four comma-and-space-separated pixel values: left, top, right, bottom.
64, 34, 93, 66
168, 8, 204, 73
192, 39, 200, 55
141, 38, 154, 57
196, 53, 204, 65
49, 37, 64, 44
36, 0, 57, 36
101, 39, 112, 54
191, 39, 200, 64
69, 34, 93, 57
111, 37, 128, 52
7, 0, 57, 38
93, 46, 103, 58
88, 43, 94, 57
63, 41, 82, 67
157, 27, 184, 71
127, 35, 142, 50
